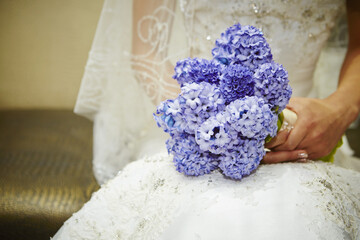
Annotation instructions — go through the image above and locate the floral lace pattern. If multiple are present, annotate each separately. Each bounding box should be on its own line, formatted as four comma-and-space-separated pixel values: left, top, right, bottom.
53, 153, 359, 240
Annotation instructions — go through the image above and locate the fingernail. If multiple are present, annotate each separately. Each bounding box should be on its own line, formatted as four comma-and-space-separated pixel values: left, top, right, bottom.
298, 152, 308, 159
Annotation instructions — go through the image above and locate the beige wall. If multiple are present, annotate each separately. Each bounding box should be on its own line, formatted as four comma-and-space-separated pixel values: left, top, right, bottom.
0, 0, 104, 109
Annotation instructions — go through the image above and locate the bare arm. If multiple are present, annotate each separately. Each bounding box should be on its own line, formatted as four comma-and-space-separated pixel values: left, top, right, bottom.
337, 0, 360, 113
263, 1, 360, 163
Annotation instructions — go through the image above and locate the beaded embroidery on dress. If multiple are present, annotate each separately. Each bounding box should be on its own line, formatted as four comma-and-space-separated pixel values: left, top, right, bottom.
53, 154, 359, 239
54, 0, 360, 239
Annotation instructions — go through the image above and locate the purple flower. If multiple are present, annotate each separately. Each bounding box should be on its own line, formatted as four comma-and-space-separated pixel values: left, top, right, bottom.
180, 82, 225, 133
224, 96, 278, 139
154, 82, 226, 135
212, 24, 272, 70
167, 133, 219, 176
219, 139, 265, 180
153, 100, 175, 132
154, 99, 186, 135
220, 64, 254, 104
254, 62, 292, 112
173, 58, 221, 86
195, 116, 231, 154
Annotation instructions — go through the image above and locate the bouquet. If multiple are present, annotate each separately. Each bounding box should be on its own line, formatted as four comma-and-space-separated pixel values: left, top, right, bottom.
154, 23, 292, 180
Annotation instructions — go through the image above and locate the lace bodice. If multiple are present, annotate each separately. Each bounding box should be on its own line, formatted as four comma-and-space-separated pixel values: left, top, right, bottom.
181, 0, 344, 96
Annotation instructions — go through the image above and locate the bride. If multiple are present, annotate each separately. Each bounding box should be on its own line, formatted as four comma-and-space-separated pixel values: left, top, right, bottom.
53, 0, 360, 239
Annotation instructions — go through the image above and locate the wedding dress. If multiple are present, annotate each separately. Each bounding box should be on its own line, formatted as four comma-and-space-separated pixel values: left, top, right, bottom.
53, 0, 360, 239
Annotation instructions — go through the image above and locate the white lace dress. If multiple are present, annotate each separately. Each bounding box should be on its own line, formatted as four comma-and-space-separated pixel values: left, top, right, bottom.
53, 0, 360, 239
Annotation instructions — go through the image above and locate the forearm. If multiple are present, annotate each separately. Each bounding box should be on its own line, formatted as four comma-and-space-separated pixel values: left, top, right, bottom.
326, 50, 360, 126
325, 0, 360, 126
337, 48, 360, 110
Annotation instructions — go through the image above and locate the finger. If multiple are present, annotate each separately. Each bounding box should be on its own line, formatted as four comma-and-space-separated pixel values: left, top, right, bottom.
265, 130, 290, 149
273, 119, 307, 151
261, 150, 308, 164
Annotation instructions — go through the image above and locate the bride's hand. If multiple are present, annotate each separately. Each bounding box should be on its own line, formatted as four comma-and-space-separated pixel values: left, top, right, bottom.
263, 96, 358, 163
263, 108, 307, 163
264, 0, 360, 163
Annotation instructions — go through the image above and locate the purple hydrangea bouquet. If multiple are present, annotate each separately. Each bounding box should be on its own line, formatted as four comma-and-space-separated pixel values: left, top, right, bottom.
154, 23, 292, 180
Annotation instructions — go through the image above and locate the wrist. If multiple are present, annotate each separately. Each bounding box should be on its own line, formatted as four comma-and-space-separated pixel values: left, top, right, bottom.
325, 90, 360, 126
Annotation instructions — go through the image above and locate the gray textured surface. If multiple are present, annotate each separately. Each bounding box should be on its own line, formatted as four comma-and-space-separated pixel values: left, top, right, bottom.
0, 110, 99, 240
